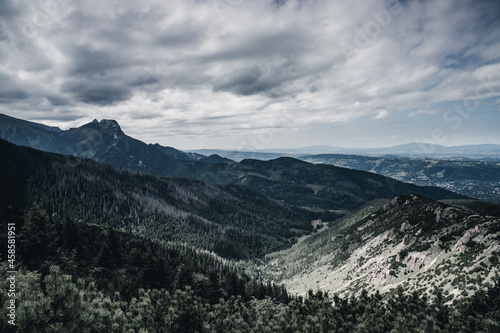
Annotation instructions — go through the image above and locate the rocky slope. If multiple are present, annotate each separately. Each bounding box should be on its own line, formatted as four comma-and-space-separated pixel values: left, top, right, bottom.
256, 194, 500, 302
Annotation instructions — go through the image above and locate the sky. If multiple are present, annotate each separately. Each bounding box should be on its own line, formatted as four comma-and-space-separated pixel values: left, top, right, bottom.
0, 0, 499, 150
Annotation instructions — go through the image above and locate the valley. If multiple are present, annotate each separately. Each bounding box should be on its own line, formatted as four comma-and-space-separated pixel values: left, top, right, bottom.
2, 0, 500, 330
0, 114, 499, 332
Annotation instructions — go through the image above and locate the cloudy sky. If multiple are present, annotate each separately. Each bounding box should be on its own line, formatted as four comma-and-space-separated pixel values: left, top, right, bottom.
1, 0, 499, 150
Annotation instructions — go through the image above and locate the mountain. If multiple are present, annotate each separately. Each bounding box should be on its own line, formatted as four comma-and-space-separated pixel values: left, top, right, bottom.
1, 118, 499, 331
251, 193, 500, 300
300, 154, 500, 201
0, 113, 62, 149
151, 143, 199, 161
192, 143, 500, 161
0, 113, 201, 176
0, 113, 466, 212
191, 156, 467, 211
0, 139, 317, 259
192, 149, 293, 161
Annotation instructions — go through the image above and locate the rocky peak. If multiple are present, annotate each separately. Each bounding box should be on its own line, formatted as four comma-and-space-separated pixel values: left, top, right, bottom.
99, 119, 120, 129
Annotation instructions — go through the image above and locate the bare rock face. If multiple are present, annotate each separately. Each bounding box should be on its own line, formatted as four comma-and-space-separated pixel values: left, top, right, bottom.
435, 207, 444, 222
454, 226, 481, 253
365, 257, 394, 286
402, 234, 413, 246
355, 256, 365, 268
405, 253, 427, 271
358, 219, 374, 231
276, 194, 500, 300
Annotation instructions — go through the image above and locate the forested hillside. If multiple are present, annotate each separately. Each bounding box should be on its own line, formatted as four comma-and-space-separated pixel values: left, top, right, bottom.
196, 157, 466, 210
1, 205, 499, 332
0, 204, 289, 332
0, 139, 316, 259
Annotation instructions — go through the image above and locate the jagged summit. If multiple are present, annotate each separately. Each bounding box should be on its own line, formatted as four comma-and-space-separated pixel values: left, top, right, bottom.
99, 119, 120, 127
79, 119, 124, 141
85, 118, 121, 129
0, 113, 193, 172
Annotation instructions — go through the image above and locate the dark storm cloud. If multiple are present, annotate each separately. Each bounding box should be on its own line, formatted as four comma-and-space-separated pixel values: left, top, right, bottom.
61, 79, 131, 105
212, 66, 265, 95
0, 0, 18, 19
76, 86, 130, 105
203, 24, 333, 97
153, 19, 207, 48
46, 95, 70, 106
0, 73, 29, 102
0, 89, 28, 102
67, 44, 126, 76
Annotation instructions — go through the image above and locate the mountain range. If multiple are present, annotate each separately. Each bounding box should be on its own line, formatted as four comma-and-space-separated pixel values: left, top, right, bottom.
0, 113, 466, 211
198, 143, 500, 159
2, 137, 498, 291
0, 113, 499, 331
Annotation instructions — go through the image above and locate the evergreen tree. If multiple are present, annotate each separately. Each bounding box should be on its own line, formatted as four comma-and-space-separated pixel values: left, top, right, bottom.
208, 270, 222, 305
18, 206, 58, 272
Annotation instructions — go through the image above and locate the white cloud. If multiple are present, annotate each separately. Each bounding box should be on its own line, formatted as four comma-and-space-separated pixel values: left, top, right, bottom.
374, 110, 388, 119
409, 109, 441, 117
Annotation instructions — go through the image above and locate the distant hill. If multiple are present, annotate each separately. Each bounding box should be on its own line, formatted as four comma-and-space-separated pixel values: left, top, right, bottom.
192, 149, 291, 161
191, 143, 500, 161
300, 154, 500, 201
192, 156, 467, 210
